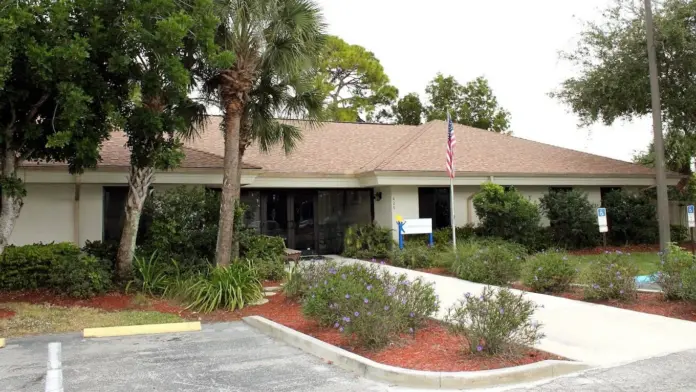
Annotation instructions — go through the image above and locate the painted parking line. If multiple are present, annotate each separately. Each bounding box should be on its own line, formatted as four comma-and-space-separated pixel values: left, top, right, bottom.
45, 342, 63, 392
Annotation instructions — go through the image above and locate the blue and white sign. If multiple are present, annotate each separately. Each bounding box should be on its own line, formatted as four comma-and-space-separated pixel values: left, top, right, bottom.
597, 208, 608, 233
397, 218, 433, 249
688, 205, 695, 228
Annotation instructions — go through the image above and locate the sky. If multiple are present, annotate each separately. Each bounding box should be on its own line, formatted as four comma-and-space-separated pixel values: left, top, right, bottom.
316, 0, 654, 163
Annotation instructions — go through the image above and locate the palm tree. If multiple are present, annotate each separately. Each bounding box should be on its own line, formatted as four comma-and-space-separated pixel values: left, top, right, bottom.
206, 0, 325, 266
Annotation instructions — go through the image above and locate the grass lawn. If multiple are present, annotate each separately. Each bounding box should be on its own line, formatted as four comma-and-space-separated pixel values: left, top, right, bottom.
0, 302, 182, 338
568, 252, 660, 276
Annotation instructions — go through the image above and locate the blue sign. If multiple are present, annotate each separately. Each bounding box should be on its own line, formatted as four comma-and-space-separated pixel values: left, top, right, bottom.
597, 208, 606, 217
688, 205, 694, 214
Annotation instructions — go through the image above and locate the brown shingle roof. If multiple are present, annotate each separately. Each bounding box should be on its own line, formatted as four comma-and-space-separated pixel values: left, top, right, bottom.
22, 130, 260, 170
23, 118, 660, 177
187, 117, 658, 177
376, 121, 657, 176
186, 117, 420, 174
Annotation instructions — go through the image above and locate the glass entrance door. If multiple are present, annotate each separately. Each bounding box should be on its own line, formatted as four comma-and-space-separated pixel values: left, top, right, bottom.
292, 191, 316, 254
263, 191, 288, 245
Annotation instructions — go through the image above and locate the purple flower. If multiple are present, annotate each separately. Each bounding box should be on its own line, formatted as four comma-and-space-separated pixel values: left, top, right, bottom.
464, 292, 471, 298
354, 311, 360, 317
534, 275, 538, 281
341, 274, 347, 280
401, 299, 407, 305
334, 322, 339, 328
339, 327, 344, 332
609, 283, 614, 289
499, 308, 505, 315
620, 290, 625, 294
367, 311, 372, 316
537, 267, 543, 272
380, 260, 386, 265
476, 345, 483, 352
384, 305, 390, 311
366, 284, 372, 291
371, 258, 376, 262
592, 284, 600, 290
342, 316, 351, 322
616, 250, 623, 255
409, 328, 414, 333
345, 294, 351, 299
364, 298, 369, 304
329, 268, 337, 275
410, 312, 415, 318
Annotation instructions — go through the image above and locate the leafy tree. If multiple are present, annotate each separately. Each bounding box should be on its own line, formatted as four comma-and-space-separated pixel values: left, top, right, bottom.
204, 0, 325, 266
392, 93, 423, 125
316, 35, 398, 122
554, 0, 696, 164
113, 0, 233, 278
539, 190, 599, 249
425, 74, 511, 133
0, 0, 129, 253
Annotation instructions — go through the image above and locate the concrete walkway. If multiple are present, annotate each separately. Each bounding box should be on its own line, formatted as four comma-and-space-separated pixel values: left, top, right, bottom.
330, 256, 696, 367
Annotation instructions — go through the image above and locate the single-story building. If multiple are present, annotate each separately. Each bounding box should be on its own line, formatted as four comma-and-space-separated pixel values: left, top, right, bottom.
11, 118, 681, 255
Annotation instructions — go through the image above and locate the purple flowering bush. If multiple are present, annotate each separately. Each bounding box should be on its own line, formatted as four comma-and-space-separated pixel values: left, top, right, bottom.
448, 240, 526, 285
654, 243, 694, 300
445, 286, 543, 355
579, 251, 637, 301
301, 262, 439, 349
521, 250, 576, 293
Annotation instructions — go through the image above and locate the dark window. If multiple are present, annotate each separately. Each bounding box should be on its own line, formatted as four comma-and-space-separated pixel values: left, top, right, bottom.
102, 186, 151, 244
316, 189, 372, 254
503, 185, 514, 192
600, 187, 621, 207
549, 186, 572, 193
418, 188, 450, 230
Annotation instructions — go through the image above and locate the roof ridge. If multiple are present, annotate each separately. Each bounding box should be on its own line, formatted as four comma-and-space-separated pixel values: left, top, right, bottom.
367, 122, 438, 172
434, 119, 643, 166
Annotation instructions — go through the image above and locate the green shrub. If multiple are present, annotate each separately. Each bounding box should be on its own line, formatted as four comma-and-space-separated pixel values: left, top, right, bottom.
539, 190, 599, 249
127, 252, 182, 296
445, 286, 543, 355
282, 261, 335, 300
248, 257, 286, 281
343, 224, 394, 259
0, 242, 111, 298
473, 183, 542, 249
176, 263, 263, 313
49, 254, 111, 298
141, 186, 220, 268
447, 240, 525, 285
671, 225, 689, 243
680, 267, 696, 301
302, 262, 439, 349
603, 189, 658, 245
389, 242, 434, 269
654, 243, 694, 300
579, 251, 638, 301
522, 251, 576, 293
82, 240, 118, 271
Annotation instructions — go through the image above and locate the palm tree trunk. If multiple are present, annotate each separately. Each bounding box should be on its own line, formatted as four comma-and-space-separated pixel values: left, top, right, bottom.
116, 166, 154, 279
0, 146, 23, 254
215, 105, 242, 266
231, 150, 244, 260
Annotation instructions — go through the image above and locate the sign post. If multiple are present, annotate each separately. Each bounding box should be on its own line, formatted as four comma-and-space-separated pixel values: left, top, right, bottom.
688, 205, 695, 256
597, 208, 608, 247
396, 217, 433, 249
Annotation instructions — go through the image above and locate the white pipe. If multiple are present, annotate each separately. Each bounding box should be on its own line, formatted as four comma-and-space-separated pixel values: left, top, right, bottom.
45, 342, 63, 392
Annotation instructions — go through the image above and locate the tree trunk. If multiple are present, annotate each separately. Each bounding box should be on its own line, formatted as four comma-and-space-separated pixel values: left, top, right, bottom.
0, 151, 23, 255
215, 106, 242, 266
231, 150, 244, 260
116, 166, 154, 279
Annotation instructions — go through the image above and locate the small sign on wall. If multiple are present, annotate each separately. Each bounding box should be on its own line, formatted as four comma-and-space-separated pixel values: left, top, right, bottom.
688, 205, 695, 228
401, 218, 433, 235
597, 208, 608, 233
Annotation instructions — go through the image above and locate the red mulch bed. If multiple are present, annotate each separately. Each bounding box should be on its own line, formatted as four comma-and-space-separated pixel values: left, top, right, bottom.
512, 284, 696, 322
0, 308, 15, 319
415, 267, 454, 277
0, 287, 558, 371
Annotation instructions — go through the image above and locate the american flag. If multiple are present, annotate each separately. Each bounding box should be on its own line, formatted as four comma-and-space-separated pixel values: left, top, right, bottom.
446, 111, 456, 178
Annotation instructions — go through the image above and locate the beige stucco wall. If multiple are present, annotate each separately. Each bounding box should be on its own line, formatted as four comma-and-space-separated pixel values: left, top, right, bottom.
11, 184, 75, 246
374, 185, 607, 234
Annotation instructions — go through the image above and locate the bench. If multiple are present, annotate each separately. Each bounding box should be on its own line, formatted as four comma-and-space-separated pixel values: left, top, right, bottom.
284, 248, 302, 263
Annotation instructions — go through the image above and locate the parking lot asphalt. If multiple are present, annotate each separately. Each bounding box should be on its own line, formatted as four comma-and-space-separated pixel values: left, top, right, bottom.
0, 321, 393, 392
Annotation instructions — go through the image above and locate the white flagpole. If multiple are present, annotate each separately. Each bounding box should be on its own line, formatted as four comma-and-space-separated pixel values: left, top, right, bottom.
450, 175, 456, 251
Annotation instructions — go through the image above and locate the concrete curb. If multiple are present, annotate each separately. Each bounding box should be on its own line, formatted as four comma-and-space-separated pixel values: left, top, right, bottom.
243, 316, 591, 389
83, 321, 201, 338
0, 338, 4, 348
